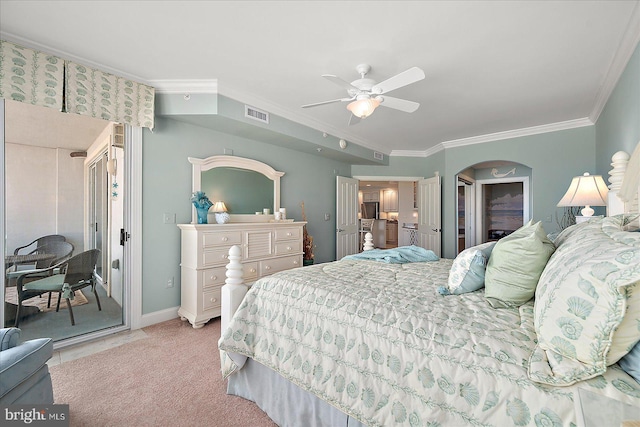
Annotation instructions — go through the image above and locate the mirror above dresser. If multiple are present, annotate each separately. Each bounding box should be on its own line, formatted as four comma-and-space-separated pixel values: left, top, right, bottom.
188, 155, 284, 223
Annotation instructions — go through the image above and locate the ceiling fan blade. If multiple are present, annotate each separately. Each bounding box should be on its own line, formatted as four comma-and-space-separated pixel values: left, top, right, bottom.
322, 74, 359, 92
301, 97, 354, 108
378, 96, 420, 113
348, 114, 361, 126
372, 67, 425, 94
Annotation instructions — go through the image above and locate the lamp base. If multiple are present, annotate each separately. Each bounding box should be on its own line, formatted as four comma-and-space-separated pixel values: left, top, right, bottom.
581, 205, 595, 217
215, 212, 230, 224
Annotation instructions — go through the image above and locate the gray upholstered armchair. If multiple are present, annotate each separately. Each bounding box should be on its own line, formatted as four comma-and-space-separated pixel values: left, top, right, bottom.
0, 328, 54, 404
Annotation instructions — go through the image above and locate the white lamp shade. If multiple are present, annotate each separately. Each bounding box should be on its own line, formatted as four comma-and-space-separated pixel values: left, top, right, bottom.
347, 97, 381, 118
212, 201, 227, 212
557, 172, 609, 216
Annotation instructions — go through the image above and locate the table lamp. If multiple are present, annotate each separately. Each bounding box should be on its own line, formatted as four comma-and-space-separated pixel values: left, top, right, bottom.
557, 172, 609, 223
213, 201, 230, 224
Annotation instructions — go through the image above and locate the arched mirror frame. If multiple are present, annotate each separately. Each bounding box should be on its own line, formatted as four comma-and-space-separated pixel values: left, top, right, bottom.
188, 155, 284, 223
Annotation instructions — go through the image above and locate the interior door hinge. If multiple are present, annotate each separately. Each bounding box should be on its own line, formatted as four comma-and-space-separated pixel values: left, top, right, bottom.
120, 228, 130, 246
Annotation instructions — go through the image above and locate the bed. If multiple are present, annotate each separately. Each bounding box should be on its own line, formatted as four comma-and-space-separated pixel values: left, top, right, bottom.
218, 146, 640, 427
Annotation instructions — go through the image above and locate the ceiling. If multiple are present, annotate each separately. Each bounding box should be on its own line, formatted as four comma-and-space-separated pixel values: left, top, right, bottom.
1, 1, 639, 155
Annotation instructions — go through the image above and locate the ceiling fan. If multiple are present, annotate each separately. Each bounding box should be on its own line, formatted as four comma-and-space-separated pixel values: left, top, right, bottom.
301, 64, 425, 125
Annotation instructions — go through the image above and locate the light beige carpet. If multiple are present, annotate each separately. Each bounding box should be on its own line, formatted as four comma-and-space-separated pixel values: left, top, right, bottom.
49, 317, 277, 427
4, 286, 88, 312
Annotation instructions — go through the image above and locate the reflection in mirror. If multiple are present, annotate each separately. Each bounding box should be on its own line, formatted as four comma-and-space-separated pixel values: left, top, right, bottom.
202, 167, 273, 214
189, 155, 284, 223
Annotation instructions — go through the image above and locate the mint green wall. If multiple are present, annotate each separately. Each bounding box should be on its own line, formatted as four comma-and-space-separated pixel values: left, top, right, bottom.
353, 127, 596, 259
352, 151, 445, 178
141, 42, 639, 315
595, 42, 640, 174
443, 127, 596, 258
141, 116, 351, 314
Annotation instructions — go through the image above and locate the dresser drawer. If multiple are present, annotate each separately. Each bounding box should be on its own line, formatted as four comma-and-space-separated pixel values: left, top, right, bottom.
274, 240, 302, 256
243, 262, 258, 281
275, 227, 301, 241
203, 247, 231, 267
202, 231, 242, 248
202, 267, 226, 290
259, 255, 302, 276
203, 287, 222, 311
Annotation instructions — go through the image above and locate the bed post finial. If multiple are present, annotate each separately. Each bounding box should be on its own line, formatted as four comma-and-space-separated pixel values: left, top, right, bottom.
607, 150, 630, 216
363, 232, 374, 251
221, 245, 248, 334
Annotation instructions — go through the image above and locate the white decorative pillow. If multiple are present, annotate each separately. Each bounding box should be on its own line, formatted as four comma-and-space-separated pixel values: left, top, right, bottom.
438, 242, 495, 295
529, 215, 640, 386
601, 215, 640, 364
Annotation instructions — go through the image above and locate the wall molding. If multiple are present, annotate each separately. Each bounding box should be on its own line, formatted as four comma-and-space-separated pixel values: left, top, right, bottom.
138, 306, 180, 329
589, 2, 640, 123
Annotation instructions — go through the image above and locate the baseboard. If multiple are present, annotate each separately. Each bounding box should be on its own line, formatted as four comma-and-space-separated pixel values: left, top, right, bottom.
137, 306, 180, 329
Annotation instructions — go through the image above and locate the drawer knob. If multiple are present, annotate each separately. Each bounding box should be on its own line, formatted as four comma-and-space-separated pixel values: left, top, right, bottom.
210, 297, 217, 303
222, 237, 229, 242
250, 268, 256, 273
287, 246, 292, 251
293, 260, 299, 265
210, 275, 217, 281
265, 265, 271, 270
222, 254, 228, 259
287, 232, 292, 236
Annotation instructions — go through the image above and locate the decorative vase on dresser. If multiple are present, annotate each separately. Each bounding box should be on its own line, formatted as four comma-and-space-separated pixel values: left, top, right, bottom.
177, 221, 306, 328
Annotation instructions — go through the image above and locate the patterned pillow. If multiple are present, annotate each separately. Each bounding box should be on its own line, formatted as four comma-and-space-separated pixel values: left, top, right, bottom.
484, 220, 556, 308
529, 215, 640, 386
438, 241, 496, 295
601, 215, 640, 364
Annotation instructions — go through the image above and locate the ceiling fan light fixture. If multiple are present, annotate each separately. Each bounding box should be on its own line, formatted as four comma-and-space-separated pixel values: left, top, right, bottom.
347, 97, 380, 118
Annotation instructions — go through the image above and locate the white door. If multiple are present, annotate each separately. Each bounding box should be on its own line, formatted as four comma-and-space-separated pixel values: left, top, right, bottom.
336, 176, 359, 259
418, 175, 441, 256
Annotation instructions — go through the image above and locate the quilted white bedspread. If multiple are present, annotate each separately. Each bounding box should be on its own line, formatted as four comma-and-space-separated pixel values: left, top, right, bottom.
219, 259, 640, 427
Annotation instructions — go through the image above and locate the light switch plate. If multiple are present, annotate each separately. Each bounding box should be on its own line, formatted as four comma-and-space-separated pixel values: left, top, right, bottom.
163, 213, 176, 224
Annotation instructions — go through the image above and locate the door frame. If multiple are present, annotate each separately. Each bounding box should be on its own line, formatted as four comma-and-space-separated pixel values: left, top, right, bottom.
0, 98, 143, 342
456, 174, 476, 254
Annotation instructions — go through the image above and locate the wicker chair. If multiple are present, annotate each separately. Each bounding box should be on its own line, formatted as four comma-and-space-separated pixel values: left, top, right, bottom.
14, 249, 101, 327
13, 234, 66, 256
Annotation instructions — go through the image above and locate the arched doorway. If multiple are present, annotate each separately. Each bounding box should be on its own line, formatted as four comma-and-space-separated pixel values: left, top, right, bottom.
456, 161, 531, 254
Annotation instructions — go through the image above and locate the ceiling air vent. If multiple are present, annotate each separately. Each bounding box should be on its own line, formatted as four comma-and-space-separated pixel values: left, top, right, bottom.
373, 151, 384, 161
245, 105, 269, 124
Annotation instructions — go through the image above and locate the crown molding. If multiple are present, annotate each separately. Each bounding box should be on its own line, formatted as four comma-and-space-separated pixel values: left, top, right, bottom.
589, 2, 640, 123
389, 146, 444, 158
442, 118, 594, 149
151, 79, 218, 94
0, 31, 150, 84
390, 117, 594, 157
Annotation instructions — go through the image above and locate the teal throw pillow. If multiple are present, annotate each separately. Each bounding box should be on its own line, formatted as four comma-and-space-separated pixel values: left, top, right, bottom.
438, 241, 496, 295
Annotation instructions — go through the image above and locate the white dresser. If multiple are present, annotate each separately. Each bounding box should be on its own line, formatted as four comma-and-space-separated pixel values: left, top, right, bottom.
177, 222, 305, 328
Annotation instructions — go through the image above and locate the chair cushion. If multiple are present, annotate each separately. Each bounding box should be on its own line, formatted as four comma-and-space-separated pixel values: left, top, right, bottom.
0, 337, 53, 400
23, 274, 65, 292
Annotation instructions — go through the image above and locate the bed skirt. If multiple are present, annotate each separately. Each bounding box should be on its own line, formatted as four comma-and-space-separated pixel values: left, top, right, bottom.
227, 357, 368, 427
